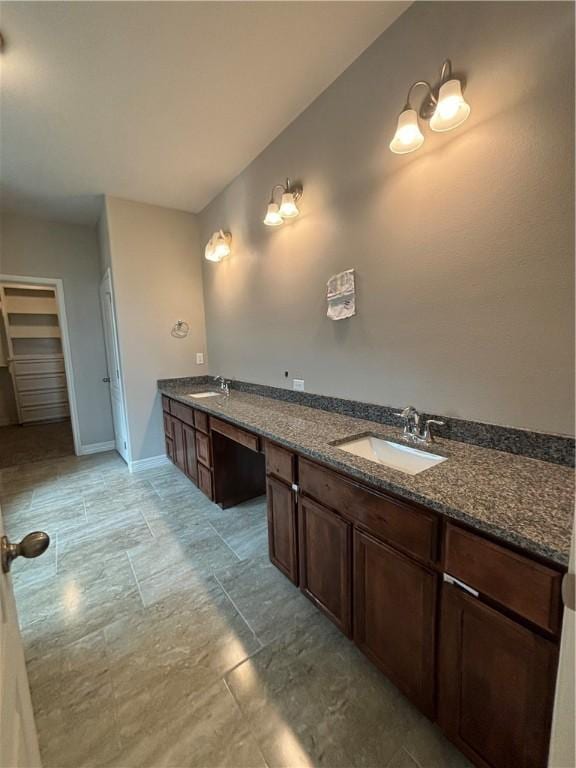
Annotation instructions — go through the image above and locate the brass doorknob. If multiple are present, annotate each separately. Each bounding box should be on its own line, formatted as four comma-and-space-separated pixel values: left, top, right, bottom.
1, 531, 50, 574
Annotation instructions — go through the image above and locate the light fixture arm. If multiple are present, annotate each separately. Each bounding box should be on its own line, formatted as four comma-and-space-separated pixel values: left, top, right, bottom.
269, 178, 303, 205
402, 60, 458, 120
404, 80, 436, 111
439, 58, 452, 84
268, 184, 286, 204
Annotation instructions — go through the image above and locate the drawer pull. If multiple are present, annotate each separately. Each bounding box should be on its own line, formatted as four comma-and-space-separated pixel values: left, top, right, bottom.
443, 572, 479, 598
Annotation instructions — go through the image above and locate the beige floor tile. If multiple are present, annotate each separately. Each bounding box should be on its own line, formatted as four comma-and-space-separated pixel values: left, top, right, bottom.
109, 680, 267, 768
226, 612, 420, 768
402, 713, 474, 768
128, 524, 240, 583
214, 555, 317, 644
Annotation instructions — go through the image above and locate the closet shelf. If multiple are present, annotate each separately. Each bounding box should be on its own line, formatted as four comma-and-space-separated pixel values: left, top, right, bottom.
10, 327, 61, 339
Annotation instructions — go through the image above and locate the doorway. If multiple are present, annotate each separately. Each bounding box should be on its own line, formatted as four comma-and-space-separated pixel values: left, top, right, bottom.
0, 275, 81, 467
99, 269, 129, 463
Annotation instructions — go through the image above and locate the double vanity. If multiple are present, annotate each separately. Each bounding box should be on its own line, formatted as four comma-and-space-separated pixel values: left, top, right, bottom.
159, 378, 574, 768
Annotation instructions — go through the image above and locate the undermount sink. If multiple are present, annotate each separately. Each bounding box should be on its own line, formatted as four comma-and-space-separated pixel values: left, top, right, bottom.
335, 435, 447, 476
188, 391, 222, 399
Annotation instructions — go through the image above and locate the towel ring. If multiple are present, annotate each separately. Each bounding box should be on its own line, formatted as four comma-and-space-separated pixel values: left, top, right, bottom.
171, 320, 189, 339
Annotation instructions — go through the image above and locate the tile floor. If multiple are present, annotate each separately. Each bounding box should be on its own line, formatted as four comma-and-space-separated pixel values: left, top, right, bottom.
1, 451, 472, 768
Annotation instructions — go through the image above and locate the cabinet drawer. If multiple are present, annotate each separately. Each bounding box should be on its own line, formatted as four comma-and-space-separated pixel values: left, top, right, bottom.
194, 409, 209, 434
299, 458, 439, 564
444, 523, 563, 634
210, 417, 260, 452
266, 442, 295, 484
170, 400, 195, 427
195, 431, 211, 468
161, 395, 172, 414
198, 463, 213, 500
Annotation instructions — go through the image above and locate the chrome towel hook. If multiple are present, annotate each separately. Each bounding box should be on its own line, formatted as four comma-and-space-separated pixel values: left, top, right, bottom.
171, 320, 189, 338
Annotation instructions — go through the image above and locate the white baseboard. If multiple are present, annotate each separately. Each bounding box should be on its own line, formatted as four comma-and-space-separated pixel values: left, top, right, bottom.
78, 440, 116, 455
129, 454, 170, 473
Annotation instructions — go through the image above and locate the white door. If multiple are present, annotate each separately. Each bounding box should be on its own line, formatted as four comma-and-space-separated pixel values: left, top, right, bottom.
0, 510, 42, 768
99, 270, 129, 463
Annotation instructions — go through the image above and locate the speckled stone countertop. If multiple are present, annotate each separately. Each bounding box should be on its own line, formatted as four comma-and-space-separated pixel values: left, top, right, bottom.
159, 382, 574, 567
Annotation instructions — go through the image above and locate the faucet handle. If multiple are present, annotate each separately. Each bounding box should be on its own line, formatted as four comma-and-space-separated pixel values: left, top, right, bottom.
423, 419, 445, 443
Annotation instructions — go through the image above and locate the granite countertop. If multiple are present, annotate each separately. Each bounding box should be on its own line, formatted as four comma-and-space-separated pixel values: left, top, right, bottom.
159, 382, 575, 567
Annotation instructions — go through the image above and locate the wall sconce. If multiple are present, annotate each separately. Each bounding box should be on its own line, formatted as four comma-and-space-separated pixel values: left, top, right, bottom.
263, 178, 303, 226
204, 230, 232, 262
390, 60, 470, 154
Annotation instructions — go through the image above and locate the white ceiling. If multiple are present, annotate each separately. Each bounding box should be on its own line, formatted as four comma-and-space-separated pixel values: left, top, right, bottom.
0, 1, 410, 225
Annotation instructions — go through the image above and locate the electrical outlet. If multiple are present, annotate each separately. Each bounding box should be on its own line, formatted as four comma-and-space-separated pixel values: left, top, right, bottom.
196, 352, 204, 365
293, 378, 305, 391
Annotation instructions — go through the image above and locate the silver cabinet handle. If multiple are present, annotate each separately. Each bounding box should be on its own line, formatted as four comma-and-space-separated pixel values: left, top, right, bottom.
1, 532, 50, 574
443, 572, 479, 598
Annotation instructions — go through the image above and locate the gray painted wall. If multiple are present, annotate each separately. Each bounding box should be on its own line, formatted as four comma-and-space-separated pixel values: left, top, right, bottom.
0, 212, 115, 446
103, 197, 208, 463
199, 1, 575, 436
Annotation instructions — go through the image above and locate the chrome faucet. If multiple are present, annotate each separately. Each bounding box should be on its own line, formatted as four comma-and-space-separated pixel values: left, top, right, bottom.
213, 376, 230, 397
394, 406, 445, 445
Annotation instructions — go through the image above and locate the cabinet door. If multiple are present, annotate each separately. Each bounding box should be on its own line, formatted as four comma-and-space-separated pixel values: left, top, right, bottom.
182, 423, 198, 484
298, 495, 351, 635
438, 583, 559, 768
197, 463, 213, 500
354, 530, 437, 716
196, 431, 211, 468
171, 418, 186, 473
163, 411, 174, 438
266, 476, 298, 584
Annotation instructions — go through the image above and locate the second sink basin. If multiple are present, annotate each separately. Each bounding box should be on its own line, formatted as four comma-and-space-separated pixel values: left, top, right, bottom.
335, 435, 447, 476
188, 391, 222, 399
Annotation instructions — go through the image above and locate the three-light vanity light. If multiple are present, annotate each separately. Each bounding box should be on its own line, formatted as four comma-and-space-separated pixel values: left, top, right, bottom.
390, 59, 470, 154
263, 178, 303, 226
204, 230, 232, 262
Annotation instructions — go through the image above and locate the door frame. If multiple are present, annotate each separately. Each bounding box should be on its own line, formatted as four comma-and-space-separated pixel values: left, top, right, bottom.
100, 268, 131, 464
0, 273, 82, 455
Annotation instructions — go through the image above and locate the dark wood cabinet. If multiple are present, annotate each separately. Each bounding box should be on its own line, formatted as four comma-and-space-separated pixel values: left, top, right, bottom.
298, 495, 352, 635
168, 416, 186, 473
354, 529, 438, 717
266, 476, 298, 584
196, 430, 211, 468
182, 423, 198, 484
197, 462, 213, 500
266, 442, 296, 485
444, 523, 563, 634
438, 583, 559, 768
299, 458, 439, 564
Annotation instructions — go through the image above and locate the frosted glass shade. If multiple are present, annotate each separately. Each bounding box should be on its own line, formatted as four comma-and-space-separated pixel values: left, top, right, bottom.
205, 231, 231, 262
389, 109, 424, 154
278, 192, 299, 218
430, 79, 470, 132
263, 202, 283, 226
